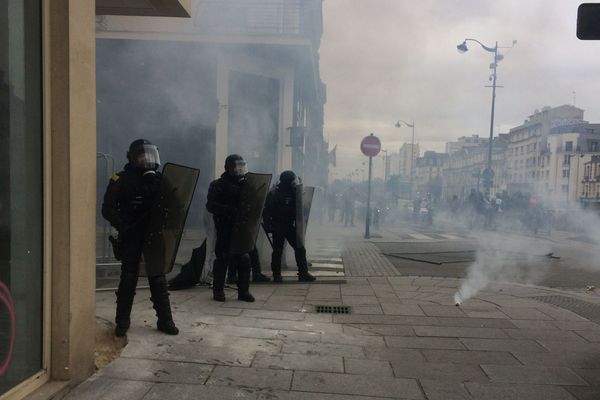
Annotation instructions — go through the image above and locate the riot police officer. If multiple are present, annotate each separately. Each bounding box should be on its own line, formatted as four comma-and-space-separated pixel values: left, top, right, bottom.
102, 139, 178, 337
206, 154, 255, 302
264, 170, 316, 283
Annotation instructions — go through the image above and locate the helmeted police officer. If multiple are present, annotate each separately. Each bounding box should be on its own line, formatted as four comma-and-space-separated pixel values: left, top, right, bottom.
102, 139, 178, 337
264, 170, 316, 283
206, 154, 255, 302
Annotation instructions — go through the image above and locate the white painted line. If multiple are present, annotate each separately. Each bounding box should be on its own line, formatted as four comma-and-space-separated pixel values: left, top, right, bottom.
438, 234, 461, 240
408, 233, 434, 240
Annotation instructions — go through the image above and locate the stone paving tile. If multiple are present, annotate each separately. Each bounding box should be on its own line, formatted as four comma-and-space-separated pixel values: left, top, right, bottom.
342, 325, 380, 336
333, 314, 437, 325
142, 382, 258, 399
256, 391, 394, 400
99, 358, 213, 384
461, 338, 547, 353
275, 330, 321, 343
63, 377, 155, 400
262, 301, 305, 312
504, 328, 586, 341
222, 300, 267, 310
534, 305, 589, 321
419, 305, 467, 317
510, 319, 560, 330
240, 309, 306, 321
421, 349, 520, 366
304, 313, 334, 323
498, 307, 554, 320
462, 309, 510, 319
391, 360, 489, 382
252, 318, 343, 334
465, 382, 578, 400
434, 317, 516, 329
340, 286, 375, 296
363, 346, 426, 364
291, 371, 424, 399
512, 351, 600, 369
122, 338, 281, 367
576, 330, 600, 342
385, 336, 466, 350
573, 369, 600, 385
538, 340, 600, 353
345, 323, 415, 336
265, 295, 307, 302
344, 357, 394, 376
319, 332, 386, 347
342, 295, 381, 305
481, 364, 588, 386
188, 324, 286, 340
349, 305, 384, 315
282, 342, 365, 358
252, 352, 343, 373
381, 303, 427, 316
552, 321, 600, 331
206, 366, 293, 391
418, 380, 472, 400
413, 326, 508, 339
565, 386, 600, 400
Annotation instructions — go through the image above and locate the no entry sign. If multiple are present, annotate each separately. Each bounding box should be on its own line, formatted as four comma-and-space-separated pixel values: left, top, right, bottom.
360, 133, 381, 157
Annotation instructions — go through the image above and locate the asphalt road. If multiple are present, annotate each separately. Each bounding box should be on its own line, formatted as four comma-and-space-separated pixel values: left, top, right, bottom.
376, 222, 600, 291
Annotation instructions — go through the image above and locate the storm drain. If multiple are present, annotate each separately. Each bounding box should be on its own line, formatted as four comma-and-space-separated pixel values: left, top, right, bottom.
530, 295, 600, 324
314, 305, 352, 314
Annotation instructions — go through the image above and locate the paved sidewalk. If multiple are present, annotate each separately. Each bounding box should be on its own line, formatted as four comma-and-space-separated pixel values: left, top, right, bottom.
68, 272, 600, 400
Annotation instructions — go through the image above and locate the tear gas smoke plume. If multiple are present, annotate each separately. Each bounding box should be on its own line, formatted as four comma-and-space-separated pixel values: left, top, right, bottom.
450, 191, 600, 304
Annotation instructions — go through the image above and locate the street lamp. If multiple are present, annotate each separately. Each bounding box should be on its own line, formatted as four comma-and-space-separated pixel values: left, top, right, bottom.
456, 38, 516, 195
395, 119, 415, 200
381, 149, 388, 181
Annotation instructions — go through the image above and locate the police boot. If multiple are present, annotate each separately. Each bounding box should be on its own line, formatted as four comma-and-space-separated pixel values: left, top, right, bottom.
115, 271, 138, 337
271, 255, 283, 283
149, 275, 179, 335
237, 256, 255, 302
252, 263, 271, 283
296, 247, 316, 282
212, 258, 227, 302
250, 248, 270, 282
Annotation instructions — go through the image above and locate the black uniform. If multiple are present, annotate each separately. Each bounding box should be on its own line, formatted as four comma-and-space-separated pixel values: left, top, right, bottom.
102, 161, 178, 336
263, 173, 315, 282
206, 172, 254, 301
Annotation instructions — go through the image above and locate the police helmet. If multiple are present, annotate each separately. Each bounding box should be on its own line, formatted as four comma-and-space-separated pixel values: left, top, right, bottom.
127, 139, 161, 171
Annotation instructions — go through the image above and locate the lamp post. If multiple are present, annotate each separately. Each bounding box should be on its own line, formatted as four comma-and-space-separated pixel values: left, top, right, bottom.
395, 119, 415, 200
381, 149, 388, 181
456, 38, 516, 195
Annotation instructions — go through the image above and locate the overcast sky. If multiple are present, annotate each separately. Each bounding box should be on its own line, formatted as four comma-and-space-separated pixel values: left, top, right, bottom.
320, 0, 600, 180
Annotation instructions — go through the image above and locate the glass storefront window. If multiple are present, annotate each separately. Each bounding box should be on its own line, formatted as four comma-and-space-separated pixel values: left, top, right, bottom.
0, 0, 43, 395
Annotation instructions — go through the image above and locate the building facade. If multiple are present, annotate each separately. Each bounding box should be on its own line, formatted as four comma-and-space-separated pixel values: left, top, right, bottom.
443, 136, 508, 200
0, 1, 191, 399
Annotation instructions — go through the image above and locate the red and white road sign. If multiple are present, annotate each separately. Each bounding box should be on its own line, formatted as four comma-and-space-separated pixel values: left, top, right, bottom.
360, 133, 381, 157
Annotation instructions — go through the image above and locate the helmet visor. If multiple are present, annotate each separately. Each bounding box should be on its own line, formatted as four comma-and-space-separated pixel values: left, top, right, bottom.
232, 160, 248, 176
131, 144, 161, 170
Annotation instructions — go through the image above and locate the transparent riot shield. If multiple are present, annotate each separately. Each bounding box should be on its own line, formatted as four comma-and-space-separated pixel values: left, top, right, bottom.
295, 185, 315, 248
229, 173, 272, 255
142, 163, 200, 277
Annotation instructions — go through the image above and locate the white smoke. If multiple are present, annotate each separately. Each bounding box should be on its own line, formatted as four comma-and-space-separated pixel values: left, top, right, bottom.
454, 233, 553, 304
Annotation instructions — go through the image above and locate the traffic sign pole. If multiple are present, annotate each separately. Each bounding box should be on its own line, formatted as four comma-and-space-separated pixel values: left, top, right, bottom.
360, 133, 381, 239
365, 155, 373, 239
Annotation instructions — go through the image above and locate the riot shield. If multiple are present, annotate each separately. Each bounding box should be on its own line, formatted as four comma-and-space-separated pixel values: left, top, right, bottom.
229, 173, 272, 255
142, 163, 200, 277
295, 185, 315, 248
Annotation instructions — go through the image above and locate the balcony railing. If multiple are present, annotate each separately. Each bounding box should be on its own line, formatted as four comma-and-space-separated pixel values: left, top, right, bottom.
195, 0, 322, 43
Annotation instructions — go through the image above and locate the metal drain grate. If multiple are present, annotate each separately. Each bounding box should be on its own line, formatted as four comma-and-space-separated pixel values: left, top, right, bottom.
314, 305, 352, 314
530, 295, 600, 324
